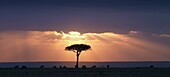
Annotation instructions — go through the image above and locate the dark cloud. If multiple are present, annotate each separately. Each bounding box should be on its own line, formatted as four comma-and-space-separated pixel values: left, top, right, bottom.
1, 0, 170, 9
0, 0, 170, 34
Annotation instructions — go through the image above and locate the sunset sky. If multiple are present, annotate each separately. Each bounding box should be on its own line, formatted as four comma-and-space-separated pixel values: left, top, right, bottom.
0, 0, 170, 62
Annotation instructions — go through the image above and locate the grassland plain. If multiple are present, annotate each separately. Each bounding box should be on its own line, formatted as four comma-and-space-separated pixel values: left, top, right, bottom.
0, 68, 170, 77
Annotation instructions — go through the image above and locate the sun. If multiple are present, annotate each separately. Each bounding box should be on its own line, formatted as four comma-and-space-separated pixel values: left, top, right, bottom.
68, 31, 83, 39
69, 31, 81, 36
62, 31, 87, 45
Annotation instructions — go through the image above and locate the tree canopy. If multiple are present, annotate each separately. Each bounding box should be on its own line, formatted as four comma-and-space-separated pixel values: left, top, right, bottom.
65, 44, 91, 52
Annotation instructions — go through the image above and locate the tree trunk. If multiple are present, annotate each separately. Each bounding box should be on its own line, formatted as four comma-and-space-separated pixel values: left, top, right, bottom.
75, 51, 80, 68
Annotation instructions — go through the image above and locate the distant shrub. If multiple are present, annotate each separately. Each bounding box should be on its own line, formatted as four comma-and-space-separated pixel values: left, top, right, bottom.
40, 65, 44, 68
82, 65, 87, 68
21, 66, 27, 69
63, 66, 67, 68
107, 65, 110, 68
59, 66, 62, 68
14, 66, 19, 69
53, 66, 57, 68
150, 65, 154, 68
91, 65, 96, 68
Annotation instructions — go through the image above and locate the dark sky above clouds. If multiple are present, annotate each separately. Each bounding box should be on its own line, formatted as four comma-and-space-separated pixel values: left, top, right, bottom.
0, 0, 170, 62
0, 0, 170, 33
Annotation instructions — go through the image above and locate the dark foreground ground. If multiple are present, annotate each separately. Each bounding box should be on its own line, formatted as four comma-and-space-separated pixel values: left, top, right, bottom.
0, 68, 170, 77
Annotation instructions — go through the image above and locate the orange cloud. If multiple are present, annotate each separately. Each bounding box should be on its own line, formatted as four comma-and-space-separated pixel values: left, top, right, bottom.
0, 31, 170, 62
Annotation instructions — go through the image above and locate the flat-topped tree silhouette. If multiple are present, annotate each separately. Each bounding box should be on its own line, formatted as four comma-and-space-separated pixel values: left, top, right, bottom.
65, 44, 91, 68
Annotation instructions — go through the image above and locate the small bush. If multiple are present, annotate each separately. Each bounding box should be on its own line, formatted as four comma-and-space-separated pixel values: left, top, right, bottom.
82, 65, 87, 68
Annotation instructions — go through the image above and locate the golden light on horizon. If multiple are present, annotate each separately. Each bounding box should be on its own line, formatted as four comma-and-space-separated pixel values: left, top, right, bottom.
0, 31, 170, 62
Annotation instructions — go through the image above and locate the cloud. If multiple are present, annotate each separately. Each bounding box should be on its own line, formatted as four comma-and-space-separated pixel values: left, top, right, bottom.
160, 34, 170, 38
128, 31, 142, 36
0, 31, 170, 62
153, 34, 170, 38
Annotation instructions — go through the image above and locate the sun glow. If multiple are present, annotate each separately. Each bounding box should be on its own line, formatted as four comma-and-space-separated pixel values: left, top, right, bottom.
69, 31, 81, 36
61, 31, 88, 45
0, 31, 170, 62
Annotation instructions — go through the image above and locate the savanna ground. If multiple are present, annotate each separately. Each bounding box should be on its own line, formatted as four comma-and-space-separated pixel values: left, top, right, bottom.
0, 68, 170, 77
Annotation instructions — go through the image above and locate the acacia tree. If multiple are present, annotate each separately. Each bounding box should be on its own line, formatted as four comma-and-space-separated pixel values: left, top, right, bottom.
65, 44, 91, 68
